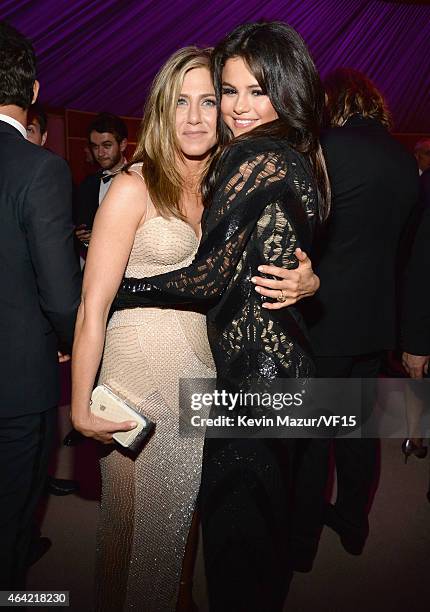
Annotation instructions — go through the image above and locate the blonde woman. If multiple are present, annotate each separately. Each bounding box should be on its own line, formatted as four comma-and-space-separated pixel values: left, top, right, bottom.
72, 48, 218, 611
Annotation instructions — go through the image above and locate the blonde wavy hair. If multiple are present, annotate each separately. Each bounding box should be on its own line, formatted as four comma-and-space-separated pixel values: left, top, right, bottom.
324, 68, 392, 129
129, 47, 219, 219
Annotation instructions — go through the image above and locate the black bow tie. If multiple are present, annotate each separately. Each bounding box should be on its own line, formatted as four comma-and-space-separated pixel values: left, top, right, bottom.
102, 165, 124, 183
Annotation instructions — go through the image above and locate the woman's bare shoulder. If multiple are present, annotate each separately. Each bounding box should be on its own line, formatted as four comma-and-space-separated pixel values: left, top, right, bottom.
110, 167, 148, 198
98, 167, 149, 224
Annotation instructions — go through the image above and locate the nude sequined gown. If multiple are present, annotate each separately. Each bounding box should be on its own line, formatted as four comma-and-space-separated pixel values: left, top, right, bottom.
96, 174, 215, 611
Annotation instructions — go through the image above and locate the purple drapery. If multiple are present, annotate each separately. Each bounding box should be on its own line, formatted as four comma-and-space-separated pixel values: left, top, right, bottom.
1, 0, 429, 132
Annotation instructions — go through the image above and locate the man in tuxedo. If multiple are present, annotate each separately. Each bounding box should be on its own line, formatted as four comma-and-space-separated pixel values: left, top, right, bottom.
0, 22, 81, 587
295, 69, 419, 564
75, 112, 128, 247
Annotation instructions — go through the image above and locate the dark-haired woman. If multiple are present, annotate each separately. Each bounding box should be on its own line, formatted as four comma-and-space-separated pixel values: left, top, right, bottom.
114, 22, 329, 611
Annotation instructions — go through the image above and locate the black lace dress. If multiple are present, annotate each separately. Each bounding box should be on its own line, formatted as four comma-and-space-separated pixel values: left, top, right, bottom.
115, 137, 316, 383
114, 136, 318, 611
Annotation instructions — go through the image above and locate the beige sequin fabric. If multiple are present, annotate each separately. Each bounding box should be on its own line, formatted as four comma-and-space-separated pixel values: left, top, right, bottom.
95, 169, 215, 611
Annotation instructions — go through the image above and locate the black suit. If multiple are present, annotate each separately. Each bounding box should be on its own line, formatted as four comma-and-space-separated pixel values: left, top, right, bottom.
75, 170, 102, 228
306, 116, 419, 355
294, 116, 419, 564
0, 120, 81, 587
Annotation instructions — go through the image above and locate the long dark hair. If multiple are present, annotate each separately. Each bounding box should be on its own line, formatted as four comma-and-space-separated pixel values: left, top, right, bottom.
203, 21, 330, 221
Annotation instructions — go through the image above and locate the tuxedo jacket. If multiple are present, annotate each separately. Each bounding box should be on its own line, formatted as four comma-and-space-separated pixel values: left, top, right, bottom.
0, 120, 81, 417
304, 116, 419, 357
75, 171, 102, 228
402, 192, 430, 355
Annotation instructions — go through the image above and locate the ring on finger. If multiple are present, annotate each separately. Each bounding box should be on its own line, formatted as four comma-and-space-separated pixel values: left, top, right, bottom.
276, 289, 288, 303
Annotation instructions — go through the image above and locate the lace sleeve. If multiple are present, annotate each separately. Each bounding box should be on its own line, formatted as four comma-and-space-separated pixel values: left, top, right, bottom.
113, 145, 288, 310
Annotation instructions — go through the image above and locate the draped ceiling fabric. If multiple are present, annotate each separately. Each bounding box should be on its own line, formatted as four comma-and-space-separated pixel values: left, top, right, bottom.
0, 0, 429, 132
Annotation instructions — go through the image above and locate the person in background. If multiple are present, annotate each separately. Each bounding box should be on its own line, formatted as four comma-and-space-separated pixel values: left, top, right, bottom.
65, 114, 129, 449
75, 112, 128, 248
401, 203, 430, 465
394, 138, 430, 460
414, 138, 430, 176
26, 103, 80, 497
415, 138, 430, 211
402, 207, 430, 377
0, 21, 81, 588
26, 103, 48, 146
296, 68, 419, 566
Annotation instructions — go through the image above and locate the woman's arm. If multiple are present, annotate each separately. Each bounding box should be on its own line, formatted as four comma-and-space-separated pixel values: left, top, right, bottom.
113, 147, 291, 310
71, 173, 146, 443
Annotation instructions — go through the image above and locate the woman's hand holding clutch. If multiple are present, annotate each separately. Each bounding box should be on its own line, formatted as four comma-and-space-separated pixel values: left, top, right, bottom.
71, 411, 137, 445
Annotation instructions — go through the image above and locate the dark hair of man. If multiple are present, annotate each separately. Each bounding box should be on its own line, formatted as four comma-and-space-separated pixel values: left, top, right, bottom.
324, 68, 392, 130
28, 104, 48, 134
87, 112, 128, 144
0, 21, 36, 109
203, 21, 330, 221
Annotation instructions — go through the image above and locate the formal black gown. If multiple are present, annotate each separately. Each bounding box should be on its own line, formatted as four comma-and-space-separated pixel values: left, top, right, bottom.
114, 136, 317, 611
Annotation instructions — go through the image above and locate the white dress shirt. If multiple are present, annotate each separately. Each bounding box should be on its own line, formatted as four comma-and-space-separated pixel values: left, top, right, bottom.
0, 113, 27, 139
98, 163, 126, 205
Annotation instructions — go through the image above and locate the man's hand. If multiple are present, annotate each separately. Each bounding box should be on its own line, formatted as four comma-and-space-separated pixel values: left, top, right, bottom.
402, 352, 430, 379
251, 248, 320, 310
75, 224, 92, 245
58, 351, 71, 363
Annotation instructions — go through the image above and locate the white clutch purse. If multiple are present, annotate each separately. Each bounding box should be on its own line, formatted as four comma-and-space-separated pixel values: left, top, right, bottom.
90, 384, 155, 455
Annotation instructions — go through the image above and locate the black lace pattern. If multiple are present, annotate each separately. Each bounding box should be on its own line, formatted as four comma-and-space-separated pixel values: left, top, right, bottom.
114, 137, 317, 387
